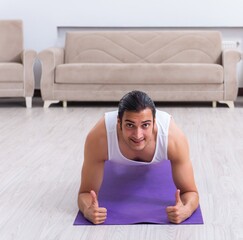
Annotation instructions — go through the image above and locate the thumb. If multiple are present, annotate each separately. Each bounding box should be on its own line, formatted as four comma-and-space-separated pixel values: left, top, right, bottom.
175, 189, 183, 205
90, 190, 99, 208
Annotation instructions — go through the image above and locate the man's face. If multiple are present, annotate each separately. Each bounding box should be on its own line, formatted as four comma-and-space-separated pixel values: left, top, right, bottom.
118, 108, 155, 151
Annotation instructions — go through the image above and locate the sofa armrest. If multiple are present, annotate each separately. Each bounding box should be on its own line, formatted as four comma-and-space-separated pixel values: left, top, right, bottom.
21, 49, 37, 97
222, 49, 241, 100
38, 48, 64, 100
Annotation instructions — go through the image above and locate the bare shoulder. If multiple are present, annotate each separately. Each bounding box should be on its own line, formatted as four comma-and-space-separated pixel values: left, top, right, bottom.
84, 116, 108, 163
167, 117, 189, 163
167, 117, 198, 196
79, 116, 108, 194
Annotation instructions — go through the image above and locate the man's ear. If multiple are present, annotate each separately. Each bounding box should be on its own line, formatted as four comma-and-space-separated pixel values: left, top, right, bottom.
153, 118, 156, 130
117, 117, 122, 130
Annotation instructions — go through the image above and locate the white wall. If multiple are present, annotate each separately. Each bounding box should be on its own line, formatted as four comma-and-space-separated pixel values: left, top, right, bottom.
1, 0, 243, 87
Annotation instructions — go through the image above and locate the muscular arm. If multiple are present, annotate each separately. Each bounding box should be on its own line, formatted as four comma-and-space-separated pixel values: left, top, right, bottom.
78, 117, 108, 224
167, 118, 199, 223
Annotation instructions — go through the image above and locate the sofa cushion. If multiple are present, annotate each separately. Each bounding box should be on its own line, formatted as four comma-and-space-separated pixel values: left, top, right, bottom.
0, 20, 23, 63
55, 63, 223, 85
65, 31, 222, 64
0, 63, 23, 82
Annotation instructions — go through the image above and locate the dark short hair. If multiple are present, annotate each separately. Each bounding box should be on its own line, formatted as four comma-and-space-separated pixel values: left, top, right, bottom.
118, 90, 156, 122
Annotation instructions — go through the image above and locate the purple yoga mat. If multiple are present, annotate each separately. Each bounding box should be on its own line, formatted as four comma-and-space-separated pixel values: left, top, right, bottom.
74, 160, 203, 225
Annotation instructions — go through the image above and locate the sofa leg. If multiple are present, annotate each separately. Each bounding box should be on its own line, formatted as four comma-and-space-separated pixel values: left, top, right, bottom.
63, 101, 67, 108
218, 101, 234, 109
44, 100, 60, 108
25, 97, 32, 108
212, 101, 217, 108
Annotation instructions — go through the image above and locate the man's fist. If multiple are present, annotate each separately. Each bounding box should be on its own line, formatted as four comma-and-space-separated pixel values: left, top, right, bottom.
166, 189, 189, 224
84, 190, 107, 224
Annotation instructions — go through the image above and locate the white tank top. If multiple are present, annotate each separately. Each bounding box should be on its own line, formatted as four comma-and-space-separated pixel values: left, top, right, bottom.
105, 110, 171, 165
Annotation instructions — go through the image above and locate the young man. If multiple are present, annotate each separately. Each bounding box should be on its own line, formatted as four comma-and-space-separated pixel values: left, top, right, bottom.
78, 90, 199, 224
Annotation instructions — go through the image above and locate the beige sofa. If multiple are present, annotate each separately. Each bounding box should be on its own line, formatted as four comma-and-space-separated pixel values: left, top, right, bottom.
0, 20, 36, 108
38, 30, 241, 108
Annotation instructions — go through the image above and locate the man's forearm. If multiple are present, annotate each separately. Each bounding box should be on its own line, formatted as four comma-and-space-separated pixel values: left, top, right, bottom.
78, 192, 92, 214
181, 191, 199, 216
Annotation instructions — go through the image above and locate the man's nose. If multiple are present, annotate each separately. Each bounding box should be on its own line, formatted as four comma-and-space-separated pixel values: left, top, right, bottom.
134, 127, 143, 139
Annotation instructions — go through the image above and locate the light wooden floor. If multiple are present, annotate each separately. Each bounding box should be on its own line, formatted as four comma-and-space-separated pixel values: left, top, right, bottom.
0, 97, 243, 240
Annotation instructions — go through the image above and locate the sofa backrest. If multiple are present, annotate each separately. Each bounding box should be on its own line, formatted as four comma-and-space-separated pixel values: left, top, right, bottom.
65, 31, 222, 64
0, 20, 23, 63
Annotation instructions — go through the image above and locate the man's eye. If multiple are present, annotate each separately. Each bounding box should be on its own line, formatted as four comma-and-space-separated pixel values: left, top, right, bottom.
126, 124, 134, 128
142, 124, 150, 128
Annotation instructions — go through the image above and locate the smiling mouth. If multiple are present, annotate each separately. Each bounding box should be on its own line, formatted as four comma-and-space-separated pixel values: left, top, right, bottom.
130, 138, 144, 144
